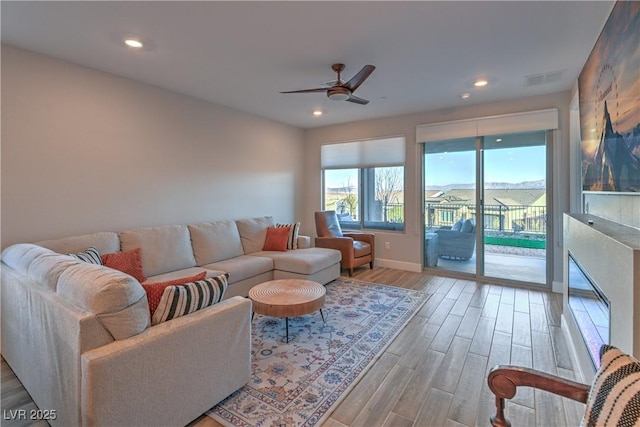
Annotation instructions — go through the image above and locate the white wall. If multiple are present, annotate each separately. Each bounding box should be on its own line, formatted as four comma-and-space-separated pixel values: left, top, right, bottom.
1, 45, 305, 247
303, 92, 572, 282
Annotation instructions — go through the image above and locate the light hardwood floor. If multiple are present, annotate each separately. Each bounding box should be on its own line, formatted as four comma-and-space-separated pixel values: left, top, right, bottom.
1, 267, 585, 427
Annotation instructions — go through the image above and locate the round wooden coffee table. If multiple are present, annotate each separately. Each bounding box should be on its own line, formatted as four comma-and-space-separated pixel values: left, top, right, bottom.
248, 279, 326, 342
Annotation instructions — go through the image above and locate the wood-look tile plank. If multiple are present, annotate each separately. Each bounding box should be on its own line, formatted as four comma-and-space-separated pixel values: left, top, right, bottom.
456, 306, 482, 340
481, 293, 501, 319
397, 323, 440, 369
469, 317, 496, 357
393, 350, 445, 419
500, 287, 515, 305
495, 303, 514, 334
386, 316, 430, 356
514, 288, 530, 313
510, 344, 534, 409
381, 413, 413, 427
550, 325, 574, 370
417, 292, 445, 319
350, 364, 413, 427
486, 331, 512, 374
529, 303, 550, 333
469, 285, 490, 308
450, 291, 474, 317
429, 314, 464, 353
330, 352, 400, 425
431, 336, 472, 393
557, 367, 587, 426
448, 352, 489, 426
427, 298, 457, 326
512, 311, 532, 347
414, 388, 453, 427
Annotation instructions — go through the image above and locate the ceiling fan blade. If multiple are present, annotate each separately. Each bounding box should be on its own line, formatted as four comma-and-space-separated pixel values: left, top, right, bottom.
344, 65, 375, 92
346, 95, 369, 105
280, 88, 328, 94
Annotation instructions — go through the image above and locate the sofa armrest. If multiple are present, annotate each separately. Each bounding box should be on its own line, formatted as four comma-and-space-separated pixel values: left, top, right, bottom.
297, 235, 311, 249
81, 296, 252, 427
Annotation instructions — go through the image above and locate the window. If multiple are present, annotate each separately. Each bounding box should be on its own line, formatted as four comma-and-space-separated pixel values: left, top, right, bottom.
321, 137, 405, 231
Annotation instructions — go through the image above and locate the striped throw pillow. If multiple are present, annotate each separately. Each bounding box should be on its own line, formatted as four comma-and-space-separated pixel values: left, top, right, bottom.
276, 222, 300, 250
69, 247, 103, 265
151, 273, 229, 325
581, 345, 640, 427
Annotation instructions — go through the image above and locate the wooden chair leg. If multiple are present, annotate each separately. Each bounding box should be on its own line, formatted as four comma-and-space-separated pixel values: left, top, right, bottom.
348, 268, 353, 276
490, 396, 511, 427
369, 261, 374, 269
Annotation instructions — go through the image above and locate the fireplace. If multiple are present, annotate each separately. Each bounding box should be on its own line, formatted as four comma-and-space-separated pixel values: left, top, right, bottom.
567, 252, 609, 369
563, 213, 640, 383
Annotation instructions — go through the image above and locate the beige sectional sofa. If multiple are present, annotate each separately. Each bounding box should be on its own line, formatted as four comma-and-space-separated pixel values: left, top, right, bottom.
0, 216, 341, 427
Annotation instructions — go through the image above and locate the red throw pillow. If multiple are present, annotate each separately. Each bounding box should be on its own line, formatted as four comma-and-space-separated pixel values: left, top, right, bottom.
142, 272, 207, 315
262, 226, 290, 251
101, 248, 146, 283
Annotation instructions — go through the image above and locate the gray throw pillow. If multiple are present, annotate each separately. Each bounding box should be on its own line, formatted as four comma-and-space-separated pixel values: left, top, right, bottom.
461, 219, 475, 233
451, 220, 463, 231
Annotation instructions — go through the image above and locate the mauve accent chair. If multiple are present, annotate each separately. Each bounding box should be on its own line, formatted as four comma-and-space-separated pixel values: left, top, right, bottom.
314, 211, 375, 276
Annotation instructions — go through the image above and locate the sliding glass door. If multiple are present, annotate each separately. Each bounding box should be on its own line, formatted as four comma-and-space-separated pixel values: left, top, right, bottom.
481, 131, 547, 285
423, 131, 549, 287
424, 137, 477, 275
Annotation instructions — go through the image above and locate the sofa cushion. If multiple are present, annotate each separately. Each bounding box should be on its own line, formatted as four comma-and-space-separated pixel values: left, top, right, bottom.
101, 248, 146, 283
236, 216, 275, 254
36, 232, 120, 256
57, 263, 150, 339
203, 255, 273, 284
151, 274, 229, 325
276, 222, 301, 250
119, 225, 196, 277
451, 220, 463, 231
69, 247, 103, 265
252, 248, 341, 275
188, 220, 244, 265
142, 272, 207, 315
263, 227, 290, 251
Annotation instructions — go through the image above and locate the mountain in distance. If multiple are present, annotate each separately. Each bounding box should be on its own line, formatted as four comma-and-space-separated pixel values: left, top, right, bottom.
583, 101, 640, 192
428, 179, 546, 192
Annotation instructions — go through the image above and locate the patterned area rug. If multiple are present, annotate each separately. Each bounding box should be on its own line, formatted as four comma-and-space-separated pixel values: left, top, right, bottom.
208, 278, 429, 427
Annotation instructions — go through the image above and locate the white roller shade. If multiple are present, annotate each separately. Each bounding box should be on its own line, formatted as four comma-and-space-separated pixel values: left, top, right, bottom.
416, 108, 558, 143
321, 136, 406, 169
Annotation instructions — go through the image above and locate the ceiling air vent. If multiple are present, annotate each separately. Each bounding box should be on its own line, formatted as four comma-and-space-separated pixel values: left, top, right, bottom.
524, 70, 565, 87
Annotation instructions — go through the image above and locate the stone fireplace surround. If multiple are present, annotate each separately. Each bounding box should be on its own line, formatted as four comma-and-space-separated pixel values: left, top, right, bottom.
562, 213, 640, 383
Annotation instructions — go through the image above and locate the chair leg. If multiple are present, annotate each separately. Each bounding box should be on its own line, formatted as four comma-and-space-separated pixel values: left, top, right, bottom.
490, 396, 511, 427
369, 261, 374, 269
348, 268, 353, 277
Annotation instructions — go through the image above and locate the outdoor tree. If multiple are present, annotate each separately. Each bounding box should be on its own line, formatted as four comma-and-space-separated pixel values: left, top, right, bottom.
342, 176, 358, 218
375, 167, 403, 222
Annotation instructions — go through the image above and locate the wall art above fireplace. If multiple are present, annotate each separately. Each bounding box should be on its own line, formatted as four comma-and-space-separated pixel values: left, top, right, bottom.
578, 1, 640, 193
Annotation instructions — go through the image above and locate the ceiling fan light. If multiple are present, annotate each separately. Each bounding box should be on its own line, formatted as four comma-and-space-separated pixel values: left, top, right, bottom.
328, 92, 350, 101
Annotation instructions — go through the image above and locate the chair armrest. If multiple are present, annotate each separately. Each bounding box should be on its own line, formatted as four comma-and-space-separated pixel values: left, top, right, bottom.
343, 232, 375, 246
315, 236, 354, 253
487, 365, 589, 427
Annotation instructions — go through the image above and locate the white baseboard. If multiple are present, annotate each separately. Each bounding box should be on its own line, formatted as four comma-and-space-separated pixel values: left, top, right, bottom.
375, 258, 422, 273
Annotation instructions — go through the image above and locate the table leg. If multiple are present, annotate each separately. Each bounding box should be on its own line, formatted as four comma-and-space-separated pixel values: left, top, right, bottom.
285, 317, 290, 343
320, 309, 325, 323
251, 312, 255, 321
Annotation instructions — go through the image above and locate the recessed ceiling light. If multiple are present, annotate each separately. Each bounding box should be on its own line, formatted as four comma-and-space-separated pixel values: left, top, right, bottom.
124, 38, 143, 49
474, 79, 488, 87
460, 93, 470, 99
313, 110, 323, 117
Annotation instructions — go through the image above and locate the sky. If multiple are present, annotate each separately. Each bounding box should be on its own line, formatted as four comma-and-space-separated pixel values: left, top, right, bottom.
325, 145, 546, 189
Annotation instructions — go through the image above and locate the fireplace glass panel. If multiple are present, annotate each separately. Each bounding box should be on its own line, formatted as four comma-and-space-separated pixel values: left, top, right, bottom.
568, 252, 610, 368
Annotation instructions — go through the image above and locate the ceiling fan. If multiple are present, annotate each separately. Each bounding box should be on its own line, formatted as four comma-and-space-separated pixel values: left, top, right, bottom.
281, 63, 376, 105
